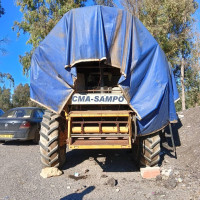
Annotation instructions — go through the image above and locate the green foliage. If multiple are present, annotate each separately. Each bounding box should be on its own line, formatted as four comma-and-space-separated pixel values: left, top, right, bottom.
12, 83, 30, 107
0, 73, 14, 87
0, 83, 42, 110
123, 0, 197, 62
12, 83, 42, 108
175, 100, 182, 112
185, 67, 200, 107
14, 0, 86, 76
0, 87, 12, 111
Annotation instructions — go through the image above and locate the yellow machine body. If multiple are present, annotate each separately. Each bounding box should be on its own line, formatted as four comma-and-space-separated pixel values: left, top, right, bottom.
66, 110, 136, 149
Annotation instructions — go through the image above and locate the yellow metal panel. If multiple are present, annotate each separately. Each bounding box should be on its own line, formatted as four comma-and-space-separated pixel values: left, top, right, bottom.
72, 126, 128, 133
68, 117, 71, 144
69, 144, 132, 149
70, 113, 130, 117
69, 110, 131, 117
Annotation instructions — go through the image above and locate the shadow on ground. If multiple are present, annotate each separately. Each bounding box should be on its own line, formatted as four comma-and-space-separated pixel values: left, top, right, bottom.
63, 119, 183, 170
159, 118, 183, 164
62, 148, 139, 173
1, 140, 37, 146
60, 186, 95, 200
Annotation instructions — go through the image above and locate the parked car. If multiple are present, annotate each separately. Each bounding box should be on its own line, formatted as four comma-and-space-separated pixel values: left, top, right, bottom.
0, 109, 4, 116
0, 107, 44, 143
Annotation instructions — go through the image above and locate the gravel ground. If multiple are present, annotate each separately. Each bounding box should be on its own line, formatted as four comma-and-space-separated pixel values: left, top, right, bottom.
0, 106, 200, 200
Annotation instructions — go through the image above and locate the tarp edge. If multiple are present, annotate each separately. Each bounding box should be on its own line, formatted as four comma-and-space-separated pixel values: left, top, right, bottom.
118, 84, 142, 120
30, 98, 59, 114
137, 122, 169, 137
58, 89, 74, 113
65, 57, 107, 68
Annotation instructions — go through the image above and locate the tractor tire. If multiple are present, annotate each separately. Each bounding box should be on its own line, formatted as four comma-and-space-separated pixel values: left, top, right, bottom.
140, 132, 161, 167
39, 110, 67, 168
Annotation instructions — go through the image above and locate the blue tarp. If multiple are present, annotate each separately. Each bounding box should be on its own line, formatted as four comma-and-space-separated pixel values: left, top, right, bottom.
30, 6, 179, 136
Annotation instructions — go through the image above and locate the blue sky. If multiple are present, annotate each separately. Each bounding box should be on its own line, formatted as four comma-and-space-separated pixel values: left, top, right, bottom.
0, 0, 31, 90
0, 0, 199, 92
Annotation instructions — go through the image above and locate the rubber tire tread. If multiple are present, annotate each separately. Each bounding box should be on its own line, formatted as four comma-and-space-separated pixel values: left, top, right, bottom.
139, 132, 161, 167
39, 110, 66, 168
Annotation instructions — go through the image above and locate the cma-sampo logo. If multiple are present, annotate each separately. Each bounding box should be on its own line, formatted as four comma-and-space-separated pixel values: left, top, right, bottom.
72, 95, 125, 103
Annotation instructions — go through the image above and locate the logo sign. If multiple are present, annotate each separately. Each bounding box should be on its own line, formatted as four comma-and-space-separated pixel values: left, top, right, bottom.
71, 93, 127, 105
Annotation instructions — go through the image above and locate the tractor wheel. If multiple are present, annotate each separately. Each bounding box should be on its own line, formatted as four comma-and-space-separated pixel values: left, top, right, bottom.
39, 110, 67, 168
140, 132, 161, 167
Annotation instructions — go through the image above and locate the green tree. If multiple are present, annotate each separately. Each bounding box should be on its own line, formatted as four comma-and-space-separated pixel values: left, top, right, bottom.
12, 83, 30, 107
0, 87, 12, 111
122, 0, 199, 111
185, 68, 200, 107
184, 32, 200, 108
12, 83, 41, 108
0, 73, 14, 87
122, 0, 197, 61
14, 0, 86, 76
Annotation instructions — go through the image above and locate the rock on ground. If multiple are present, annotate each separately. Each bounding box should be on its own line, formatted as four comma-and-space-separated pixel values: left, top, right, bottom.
40, 167, 63, 178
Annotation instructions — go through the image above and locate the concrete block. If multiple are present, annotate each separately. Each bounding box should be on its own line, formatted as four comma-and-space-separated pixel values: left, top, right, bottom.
140, 167, 160, 179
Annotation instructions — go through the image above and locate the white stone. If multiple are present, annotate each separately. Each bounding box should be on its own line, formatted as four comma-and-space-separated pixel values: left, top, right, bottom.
40, 167, 63, 178
177, 178, 183, 183
161, 169, 173, 177
74, 172, 79, 177
174, 171, 180, 176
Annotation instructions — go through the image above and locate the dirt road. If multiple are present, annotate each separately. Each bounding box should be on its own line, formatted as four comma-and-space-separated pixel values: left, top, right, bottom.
0, 107, 200, 200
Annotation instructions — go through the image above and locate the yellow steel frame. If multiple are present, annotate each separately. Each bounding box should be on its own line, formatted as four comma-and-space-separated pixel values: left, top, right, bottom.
67, 111, 133, 149
70, 144, 132, 149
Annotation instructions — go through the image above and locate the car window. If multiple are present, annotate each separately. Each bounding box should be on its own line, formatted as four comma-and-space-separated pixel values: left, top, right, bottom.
2, 109, 32, 118
33, 109, 44, 119
4, 110, 16, 118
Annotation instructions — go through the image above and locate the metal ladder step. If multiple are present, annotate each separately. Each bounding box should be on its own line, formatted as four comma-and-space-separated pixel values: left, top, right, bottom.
162, 123, 176, 153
